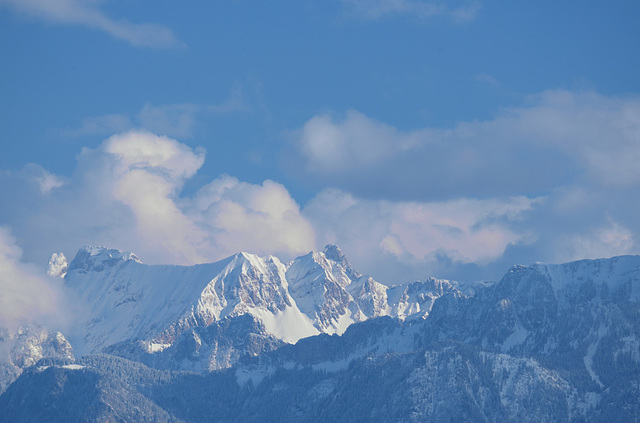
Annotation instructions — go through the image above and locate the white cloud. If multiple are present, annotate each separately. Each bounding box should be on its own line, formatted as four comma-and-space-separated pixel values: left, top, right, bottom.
555, 218, 635, 264
2, 88, 640, 285
450, 2, 481, 23
287, 90, 640, 280
338, 0, 480, 23
494, 90, 640, 187
190, 176, 316, 259
291, 90, 640, 199
97, 131, 209, 263
0, 0, 182, 48
296, 110, 424, 173
104, 131, 205, 181
304, 188, 538, 281
0, 131, 315, 268
0, 227, 65, 330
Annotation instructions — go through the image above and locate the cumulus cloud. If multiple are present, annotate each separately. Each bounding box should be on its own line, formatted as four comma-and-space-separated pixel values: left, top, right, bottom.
0, 0, 182, 48
2, 88, 640, 285
0, 227, 66, 330
190, 176, 316, 258
338, 0, 480, 23
282, 89, 640, 280
69, 130, 314, 263
304, 188, 538, 282
290, 90, 640, 200
98, 131, 209, 263
0, 131, 315, 268
296, 110, 425, 173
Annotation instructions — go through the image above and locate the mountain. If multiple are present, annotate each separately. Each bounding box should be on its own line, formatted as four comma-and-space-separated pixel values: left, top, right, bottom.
1, 248, 639, 421
0, 324, 74, 393
60, 245, 461, 372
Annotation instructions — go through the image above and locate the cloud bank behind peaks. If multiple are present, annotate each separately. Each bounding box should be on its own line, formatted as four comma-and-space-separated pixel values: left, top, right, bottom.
4, 131, 315, 267
0, 227, 65, 330
6, 128, 530, 283
97, 131, 209, 263
77, 131, 315, 263
189, 176, 316, 258
304, 188, 538, 282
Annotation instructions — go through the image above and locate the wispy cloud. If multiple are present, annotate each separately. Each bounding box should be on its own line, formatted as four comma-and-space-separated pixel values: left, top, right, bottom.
61, 85, 247, 138
338, 0, 481, 23
473, 73, 500, 86
60, 113, 133, 138
0, 0, 182, 48
20, 164, 65, 194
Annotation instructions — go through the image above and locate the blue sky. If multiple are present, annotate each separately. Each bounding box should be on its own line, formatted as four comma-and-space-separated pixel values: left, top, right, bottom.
1, 0, 640, 295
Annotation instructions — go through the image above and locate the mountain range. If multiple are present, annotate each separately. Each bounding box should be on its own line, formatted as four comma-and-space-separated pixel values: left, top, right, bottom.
0, 245, 638, 421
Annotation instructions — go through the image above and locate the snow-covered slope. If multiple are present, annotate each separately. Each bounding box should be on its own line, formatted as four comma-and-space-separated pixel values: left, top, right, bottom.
286, 245, 392, 334
3, 253, 640, 421
0, 324, 74, 393
63, 245, 640, 381
62, 245, 465, 371
65, 247, 320, 357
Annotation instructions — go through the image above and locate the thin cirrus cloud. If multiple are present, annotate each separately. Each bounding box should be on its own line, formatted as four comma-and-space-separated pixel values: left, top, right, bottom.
338, 0, 481, 23
61, 86, 247, 139
0, 0, 182, 48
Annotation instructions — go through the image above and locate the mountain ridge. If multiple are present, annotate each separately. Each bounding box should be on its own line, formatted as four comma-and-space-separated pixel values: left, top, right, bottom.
56, 243, 472, 373
1, 247, 639, 421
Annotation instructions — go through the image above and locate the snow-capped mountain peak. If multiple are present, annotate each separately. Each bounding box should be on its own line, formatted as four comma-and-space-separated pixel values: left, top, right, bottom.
58, 244, 490, 371
67, 245, 141, 273
47, 252, 68, 278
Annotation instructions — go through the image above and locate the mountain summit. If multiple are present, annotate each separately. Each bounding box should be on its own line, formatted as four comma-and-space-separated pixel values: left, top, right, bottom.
61, 244, 463, 371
